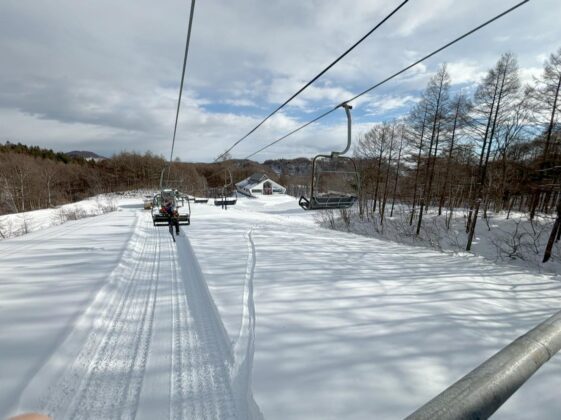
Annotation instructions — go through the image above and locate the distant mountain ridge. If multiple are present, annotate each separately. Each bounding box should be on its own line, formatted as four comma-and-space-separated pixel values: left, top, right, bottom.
66, 150, 107, 160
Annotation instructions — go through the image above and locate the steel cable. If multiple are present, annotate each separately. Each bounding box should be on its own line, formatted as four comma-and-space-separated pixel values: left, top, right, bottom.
243, 0, 529, 160
215, 0, 411, 162
165, 0, 196, 186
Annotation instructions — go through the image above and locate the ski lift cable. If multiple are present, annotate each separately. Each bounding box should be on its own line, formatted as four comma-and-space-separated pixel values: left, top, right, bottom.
345, 0, 529, 104
214, 0, 411, 162
244, 107, 338, 159
243, 0, 529, 160
165, 0, 196, 186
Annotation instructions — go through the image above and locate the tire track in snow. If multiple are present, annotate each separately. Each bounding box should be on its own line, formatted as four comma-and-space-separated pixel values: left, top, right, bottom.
14, 213, 143, 412
64, 213, 160, 419
121, 221, 161, 420
168, 228, 263, 420
16, 212, 161, 419
4, 212, 140, 419
16, 213, 263, 419
169, 236, 193, 419
171, 235, 239, 419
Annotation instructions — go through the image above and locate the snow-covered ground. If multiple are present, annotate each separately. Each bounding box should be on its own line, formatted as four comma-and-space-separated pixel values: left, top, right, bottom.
1, 194, 560, 419
322, 204, 561, 275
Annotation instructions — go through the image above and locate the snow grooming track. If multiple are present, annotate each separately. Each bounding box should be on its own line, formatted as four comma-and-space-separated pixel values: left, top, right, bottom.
16, 212, 161, 419
15, 212, 263, 419
173, 234, 239, 419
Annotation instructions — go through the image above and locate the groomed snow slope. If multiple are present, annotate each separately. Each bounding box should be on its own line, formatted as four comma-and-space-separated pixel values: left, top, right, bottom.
1, 195, 560, 419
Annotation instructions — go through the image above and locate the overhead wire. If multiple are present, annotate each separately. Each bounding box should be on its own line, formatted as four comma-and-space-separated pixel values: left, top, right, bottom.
242, 0, 529, 160
164, 0, 196, 187
214, 0, 411, 162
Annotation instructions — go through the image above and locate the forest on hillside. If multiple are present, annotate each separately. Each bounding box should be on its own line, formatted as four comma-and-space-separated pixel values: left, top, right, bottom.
0, 143, 282, 215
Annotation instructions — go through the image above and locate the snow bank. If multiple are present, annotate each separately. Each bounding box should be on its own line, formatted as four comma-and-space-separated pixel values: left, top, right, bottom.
0, 193, 147, 240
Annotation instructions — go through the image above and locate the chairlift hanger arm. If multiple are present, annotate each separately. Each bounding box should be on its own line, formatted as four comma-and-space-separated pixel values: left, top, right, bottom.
224, 168, 233, 188
331, 103, 353, 158
159, 166, 168, 191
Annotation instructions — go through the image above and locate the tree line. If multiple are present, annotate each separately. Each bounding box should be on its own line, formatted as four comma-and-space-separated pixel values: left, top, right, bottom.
0, 143, 283, 215
353, 48, 561, 260
0, 147, 208, 215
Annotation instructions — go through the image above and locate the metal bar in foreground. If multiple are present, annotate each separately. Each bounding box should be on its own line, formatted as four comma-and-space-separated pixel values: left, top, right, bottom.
406, 310, 561, 420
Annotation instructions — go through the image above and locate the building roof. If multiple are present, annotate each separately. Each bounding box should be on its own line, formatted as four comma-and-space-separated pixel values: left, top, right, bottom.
235, 173, 286, 192
248, 173, 268, 183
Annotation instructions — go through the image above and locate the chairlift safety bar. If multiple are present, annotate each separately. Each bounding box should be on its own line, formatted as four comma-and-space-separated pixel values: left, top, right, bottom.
406, 309, 561, 420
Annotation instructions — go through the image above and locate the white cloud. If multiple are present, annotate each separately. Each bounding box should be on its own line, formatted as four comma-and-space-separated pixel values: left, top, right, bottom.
536, 53, 549, 64
394, 0, 455, 37
0, 107, 154, 160
365, 94, 419, 115
519, 66, 543, 86
494, 35, 511, 43
0, 0, 559, 161
446, 61, 486, 85
221, 98, 258, 107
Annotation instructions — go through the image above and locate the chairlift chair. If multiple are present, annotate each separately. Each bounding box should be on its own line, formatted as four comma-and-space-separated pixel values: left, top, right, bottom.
186, 189, 209, 203
214, 191, 237, 207
299, 103, 360, 211
152, 189, 191, 226
213, 168, 238, 208
186, 193, 208, 204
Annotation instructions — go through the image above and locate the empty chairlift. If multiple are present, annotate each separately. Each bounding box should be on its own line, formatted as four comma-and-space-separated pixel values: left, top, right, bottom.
299, 103, 360, 211
214, 168, 238, 209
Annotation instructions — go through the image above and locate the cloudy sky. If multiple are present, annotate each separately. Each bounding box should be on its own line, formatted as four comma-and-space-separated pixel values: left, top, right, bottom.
1, 0, 559, 162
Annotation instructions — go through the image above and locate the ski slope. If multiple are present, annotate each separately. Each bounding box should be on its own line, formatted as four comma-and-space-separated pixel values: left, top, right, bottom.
1, 195, 560, 419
